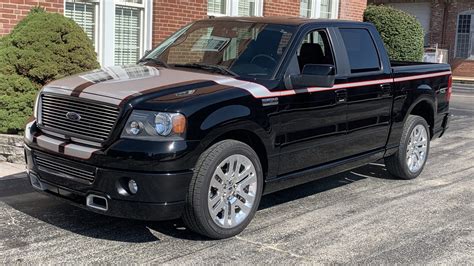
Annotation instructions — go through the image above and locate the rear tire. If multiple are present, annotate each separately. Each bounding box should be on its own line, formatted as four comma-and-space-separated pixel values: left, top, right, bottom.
183, 140, 263, 239
385, 115, 430, 180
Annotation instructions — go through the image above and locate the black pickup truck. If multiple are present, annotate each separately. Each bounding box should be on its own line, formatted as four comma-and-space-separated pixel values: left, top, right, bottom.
24, 17, 452, 239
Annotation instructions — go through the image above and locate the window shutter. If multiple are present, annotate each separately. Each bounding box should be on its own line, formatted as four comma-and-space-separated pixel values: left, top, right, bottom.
114, 5, 142, 65
65, 2, 96, 45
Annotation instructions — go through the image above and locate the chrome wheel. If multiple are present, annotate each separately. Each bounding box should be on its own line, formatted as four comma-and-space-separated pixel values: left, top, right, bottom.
207, 154, 257, 228
406, 124, 428, 173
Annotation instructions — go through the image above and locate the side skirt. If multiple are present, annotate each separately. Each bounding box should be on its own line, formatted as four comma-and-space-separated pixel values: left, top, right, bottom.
263, 149, 385, 195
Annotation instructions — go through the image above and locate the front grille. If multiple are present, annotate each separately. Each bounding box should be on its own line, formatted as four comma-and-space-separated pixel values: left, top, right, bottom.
34, 153, 96, 184
40, 94, 120, 143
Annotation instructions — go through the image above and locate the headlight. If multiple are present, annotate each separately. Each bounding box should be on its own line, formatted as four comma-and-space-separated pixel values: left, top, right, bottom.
121, 110, 186, 140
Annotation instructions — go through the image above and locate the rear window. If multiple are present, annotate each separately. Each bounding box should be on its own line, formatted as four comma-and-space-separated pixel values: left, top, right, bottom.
339, 28, 380, 73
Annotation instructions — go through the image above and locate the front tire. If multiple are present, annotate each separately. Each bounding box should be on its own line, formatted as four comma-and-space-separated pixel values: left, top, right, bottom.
385, 115, 430, 179
183, 140, 263, 239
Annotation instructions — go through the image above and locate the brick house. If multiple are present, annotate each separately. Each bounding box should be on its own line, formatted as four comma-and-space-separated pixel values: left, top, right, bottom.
0, 0, 366, 67
369, 0, 474, 78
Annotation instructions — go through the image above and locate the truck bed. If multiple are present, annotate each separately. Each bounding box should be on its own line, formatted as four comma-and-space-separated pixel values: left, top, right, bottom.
391, 61, 451, 76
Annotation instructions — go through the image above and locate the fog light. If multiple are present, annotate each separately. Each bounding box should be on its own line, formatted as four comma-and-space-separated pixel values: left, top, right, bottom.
128, 179, 138, 194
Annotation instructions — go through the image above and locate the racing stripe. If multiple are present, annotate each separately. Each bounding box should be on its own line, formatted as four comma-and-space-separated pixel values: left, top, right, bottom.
63, 144, 100, 160
70, 81, 95, 97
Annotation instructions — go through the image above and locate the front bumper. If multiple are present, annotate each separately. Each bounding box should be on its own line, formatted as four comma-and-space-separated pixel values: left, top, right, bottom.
25, 145, 193, 221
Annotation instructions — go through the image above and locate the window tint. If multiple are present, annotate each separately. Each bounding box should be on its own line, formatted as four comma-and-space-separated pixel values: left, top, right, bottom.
297, 30, 335, 72
339, 28, 380, 73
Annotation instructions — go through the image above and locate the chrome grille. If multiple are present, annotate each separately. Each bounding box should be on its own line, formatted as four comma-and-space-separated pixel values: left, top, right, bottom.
34, 153, 95, 184
40, 94, 120, 143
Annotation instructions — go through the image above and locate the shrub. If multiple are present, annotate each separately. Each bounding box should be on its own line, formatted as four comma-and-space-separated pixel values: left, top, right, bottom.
364, 5, 424, 62
0, 74, 39, 134
0, 7, 99, 133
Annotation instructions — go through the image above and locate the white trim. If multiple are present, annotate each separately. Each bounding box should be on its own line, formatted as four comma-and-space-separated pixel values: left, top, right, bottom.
64, 0, 152, 66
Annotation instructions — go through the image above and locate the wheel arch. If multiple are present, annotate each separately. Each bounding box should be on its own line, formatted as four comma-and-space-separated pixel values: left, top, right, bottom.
208, 128, 269, 179
406, 97, 435, 139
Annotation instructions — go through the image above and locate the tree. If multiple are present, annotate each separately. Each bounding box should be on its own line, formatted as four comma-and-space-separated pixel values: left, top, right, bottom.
0, 7, 99, 133
364, 5, 424, 62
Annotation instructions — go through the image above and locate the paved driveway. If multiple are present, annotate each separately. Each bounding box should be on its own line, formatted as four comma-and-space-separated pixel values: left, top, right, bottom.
1, 87, 473, 264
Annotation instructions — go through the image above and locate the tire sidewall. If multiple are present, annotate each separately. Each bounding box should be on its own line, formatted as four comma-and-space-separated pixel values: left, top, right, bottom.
399, 116, 431, 179
197, 141, 263, 238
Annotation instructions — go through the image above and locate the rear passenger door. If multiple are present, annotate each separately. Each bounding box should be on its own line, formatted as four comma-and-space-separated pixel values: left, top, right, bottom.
336, 27, 393, 156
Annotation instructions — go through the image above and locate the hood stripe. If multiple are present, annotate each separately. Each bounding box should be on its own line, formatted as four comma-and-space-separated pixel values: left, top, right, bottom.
71, 81, 95, 97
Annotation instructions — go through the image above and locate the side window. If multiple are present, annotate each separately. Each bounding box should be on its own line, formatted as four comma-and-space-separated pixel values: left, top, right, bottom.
339, 28, 381, 73
297, 30, 335, 72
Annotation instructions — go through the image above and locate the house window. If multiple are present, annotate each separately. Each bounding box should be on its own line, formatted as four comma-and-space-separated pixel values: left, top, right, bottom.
65, 0, 152, 66
299, 0, 339, 19
456, 12, 474, 59
115, 2, 144, 65
208, 0, 227, 16
207, 0, 263, 17
65, 1, 99, 50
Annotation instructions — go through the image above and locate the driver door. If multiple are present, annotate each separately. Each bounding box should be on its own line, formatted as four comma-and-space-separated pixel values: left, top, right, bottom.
276, 28, 348, 175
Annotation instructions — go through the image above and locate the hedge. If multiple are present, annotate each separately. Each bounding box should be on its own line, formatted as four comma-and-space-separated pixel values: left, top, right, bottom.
0, 7, 99, 134
364, 5, 424, 62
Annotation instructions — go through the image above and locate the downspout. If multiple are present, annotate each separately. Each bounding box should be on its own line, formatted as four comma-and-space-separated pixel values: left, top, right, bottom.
441, 0, 452, 49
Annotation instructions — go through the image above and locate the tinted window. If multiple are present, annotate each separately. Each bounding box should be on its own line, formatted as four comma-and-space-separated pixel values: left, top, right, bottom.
297, 30, 335, 72
340, 28, 380, 73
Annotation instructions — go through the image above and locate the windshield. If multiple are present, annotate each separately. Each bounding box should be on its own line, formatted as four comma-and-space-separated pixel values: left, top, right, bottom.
145, 20, 296, 78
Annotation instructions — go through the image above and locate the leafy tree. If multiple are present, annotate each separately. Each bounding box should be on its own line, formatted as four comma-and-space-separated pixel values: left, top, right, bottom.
364, 5, 424, 62
0, 7, 99, 133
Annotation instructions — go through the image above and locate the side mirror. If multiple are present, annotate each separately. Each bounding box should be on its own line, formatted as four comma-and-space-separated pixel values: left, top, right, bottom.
288, 64, 335, 89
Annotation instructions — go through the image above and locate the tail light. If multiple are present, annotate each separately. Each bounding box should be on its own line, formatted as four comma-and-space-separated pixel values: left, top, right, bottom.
446, 75, 453, 102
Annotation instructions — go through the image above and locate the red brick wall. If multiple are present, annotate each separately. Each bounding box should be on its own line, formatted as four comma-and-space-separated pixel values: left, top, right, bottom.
263, 0, 300, 16
151, 0, 208, 46
0, 0, 63, 36
338, 0, 367, 21
430, 0, 474, 62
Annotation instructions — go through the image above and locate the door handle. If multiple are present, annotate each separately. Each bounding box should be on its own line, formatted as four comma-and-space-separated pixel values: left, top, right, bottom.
380, 84, 392, 95
335, 89, 347, 103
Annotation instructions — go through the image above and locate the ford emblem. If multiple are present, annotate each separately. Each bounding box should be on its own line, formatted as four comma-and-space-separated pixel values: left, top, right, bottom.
65, 112, 81, 122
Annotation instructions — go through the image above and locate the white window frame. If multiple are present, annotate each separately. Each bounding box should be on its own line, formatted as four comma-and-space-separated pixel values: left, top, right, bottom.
207, 0, 264, 17
64, 1, 100, 56
454, 10, 474, 60
64, 0, 153, 66
300, 0, 339, 19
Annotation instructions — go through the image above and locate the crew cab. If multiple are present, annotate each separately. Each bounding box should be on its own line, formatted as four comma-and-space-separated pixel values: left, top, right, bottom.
24, 17, 452, 239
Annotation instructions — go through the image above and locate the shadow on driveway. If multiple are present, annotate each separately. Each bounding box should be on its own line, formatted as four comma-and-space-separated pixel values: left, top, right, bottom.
0, 163, 398, 243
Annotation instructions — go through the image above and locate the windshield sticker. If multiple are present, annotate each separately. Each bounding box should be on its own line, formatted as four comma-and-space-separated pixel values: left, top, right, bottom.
192, 36, 230, 52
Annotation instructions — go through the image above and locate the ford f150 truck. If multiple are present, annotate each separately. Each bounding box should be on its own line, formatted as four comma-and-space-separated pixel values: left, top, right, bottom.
24, 17, 452, 239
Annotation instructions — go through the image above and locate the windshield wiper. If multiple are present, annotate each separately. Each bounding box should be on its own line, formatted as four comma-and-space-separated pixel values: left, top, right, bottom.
173, 63, 238, 77
138, 57, 170, 68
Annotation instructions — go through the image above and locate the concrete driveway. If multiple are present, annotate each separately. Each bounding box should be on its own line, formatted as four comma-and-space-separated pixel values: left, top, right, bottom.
1, 87, 473, 264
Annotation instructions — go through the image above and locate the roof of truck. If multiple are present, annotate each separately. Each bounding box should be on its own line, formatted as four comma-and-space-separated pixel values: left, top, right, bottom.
203, 16, 370, 27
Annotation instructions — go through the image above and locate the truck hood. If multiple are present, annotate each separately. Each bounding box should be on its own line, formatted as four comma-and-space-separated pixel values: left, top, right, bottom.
44, 65, 245, 106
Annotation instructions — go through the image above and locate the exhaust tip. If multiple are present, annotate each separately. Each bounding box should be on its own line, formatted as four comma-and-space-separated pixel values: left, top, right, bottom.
86, 194, 108, 211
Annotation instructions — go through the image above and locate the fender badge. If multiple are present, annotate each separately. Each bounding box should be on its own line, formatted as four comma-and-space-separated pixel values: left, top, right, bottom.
262, 97, 278, 106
